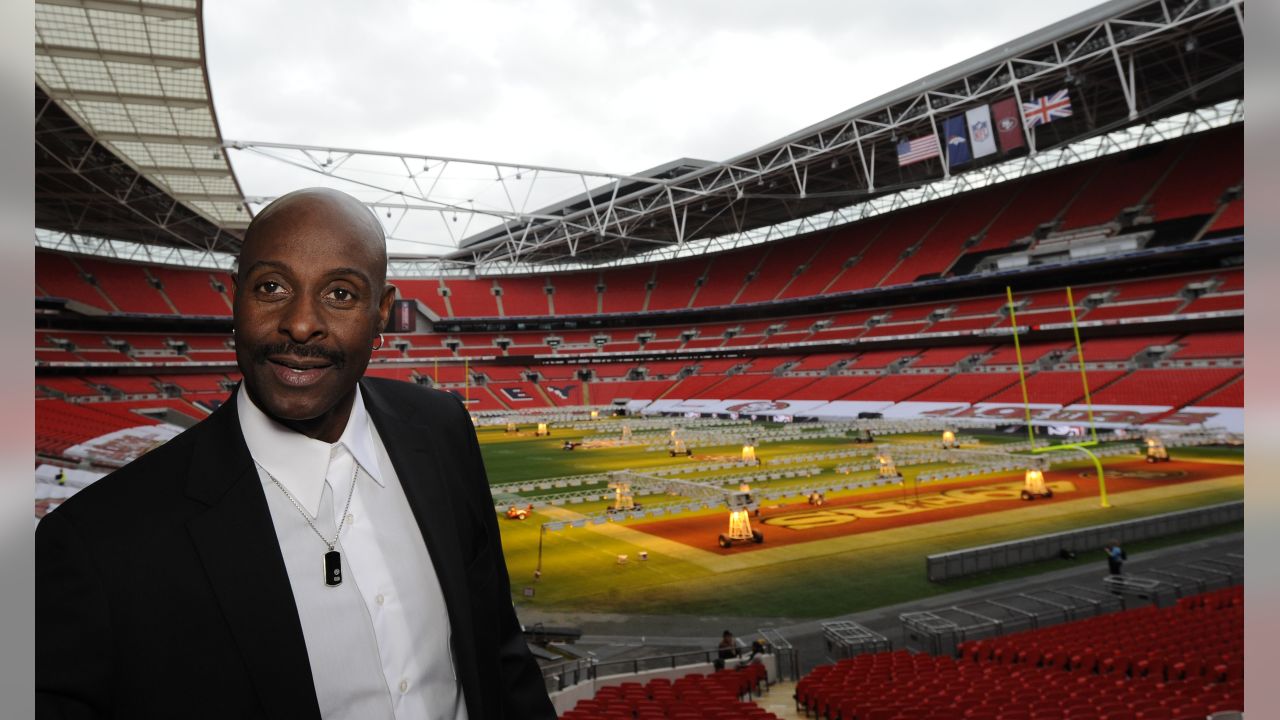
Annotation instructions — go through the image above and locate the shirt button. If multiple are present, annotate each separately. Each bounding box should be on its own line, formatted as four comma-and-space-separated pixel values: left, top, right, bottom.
345, 513, 354, 524
398, 679, 408, 693
376, 593, 385, 606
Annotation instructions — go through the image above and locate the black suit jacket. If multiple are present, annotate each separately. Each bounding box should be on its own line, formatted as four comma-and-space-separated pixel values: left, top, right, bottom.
36, 378, 556, 719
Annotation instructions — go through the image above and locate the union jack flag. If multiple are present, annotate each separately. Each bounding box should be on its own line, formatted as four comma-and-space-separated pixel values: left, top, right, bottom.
1022, 89, 1073, 127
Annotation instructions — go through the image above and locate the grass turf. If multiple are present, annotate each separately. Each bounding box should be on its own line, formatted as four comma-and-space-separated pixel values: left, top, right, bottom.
483, 430, 1243, 618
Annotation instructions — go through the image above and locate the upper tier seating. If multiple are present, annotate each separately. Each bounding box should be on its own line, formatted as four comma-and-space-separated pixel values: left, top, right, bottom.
36, 253, 111, 311
76, 258, 172, 314
780, 219, 888, 299
1057, 141, 1179, 230
36, 130, 1243, 325
1145, 129, 1242, 220
968, 164, 1092, 253
735, 241, 823, 304
548, 272, 600, 315
692, 250, 761, 308
1207, 197, 1243, 233
393, 279, 449, 317
648, 259, 708, 312
494, 277, 550, 317
881, 192, 1008, 286
826, 206, 940, 293
442, 278, 500, 317
149, 267, 231, 316
600, 266, 653, 314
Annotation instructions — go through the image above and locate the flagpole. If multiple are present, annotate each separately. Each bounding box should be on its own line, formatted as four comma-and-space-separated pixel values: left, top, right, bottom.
868, 140, 876, 189
853, 122, 875, 192
925, 104, 947, 178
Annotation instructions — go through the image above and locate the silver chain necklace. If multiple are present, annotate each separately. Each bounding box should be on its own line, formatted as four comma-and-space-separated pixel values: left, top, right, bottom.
256, 460, 359, 587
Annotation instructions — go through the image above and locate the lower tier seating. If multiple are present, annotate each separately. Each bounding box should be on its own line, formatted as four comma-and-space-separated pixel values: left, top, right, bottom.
796, 587, 1242, 720
561, 666, 775, 720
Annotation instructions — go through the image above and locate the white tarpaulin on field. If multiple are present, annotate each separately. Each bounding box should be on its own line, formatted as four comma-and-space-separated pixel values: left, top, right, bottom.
63, 423, 183, 468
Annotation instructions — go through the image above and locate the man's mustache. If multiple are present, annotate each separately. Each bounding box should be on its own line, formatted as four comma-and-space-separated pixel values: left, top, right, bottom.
253, 342, 346, 368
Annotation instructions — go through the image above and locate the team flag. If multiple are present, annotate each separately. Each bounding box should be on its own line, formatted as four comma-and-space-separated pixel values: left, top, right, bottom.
965, 104, 998, 158
944, 115, 971, 168
992, 97, 1025, 151
896, 134, 940, 166
1022, 88, 1073, 127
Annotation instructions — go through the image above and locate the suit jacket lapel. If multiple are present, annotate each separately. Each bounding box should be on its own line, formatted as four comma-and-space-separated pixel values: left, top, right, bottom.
184, 392, 322, 720
360, 379, 482, 717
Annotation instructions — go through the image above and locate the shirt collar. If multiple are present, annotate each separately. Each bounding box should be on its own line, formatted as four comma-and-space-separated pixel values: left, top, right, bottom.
237, 383, 385, 517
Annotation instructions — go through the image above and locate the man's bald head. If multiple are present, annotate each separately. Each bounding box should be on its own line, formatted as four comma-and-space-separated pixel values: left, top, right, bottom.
239, 188, 388, 287
231, 187, 397, 441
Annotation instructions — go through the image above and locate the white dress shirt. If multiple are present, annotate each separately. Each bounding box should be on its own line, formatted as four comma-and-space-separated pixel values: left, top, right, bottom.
238, 384, 468, 720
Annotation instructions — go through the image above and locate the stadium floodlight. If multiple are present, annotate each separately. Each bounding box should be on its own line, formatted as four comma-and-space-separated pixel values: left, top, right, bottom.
718, 490, 763, 548
608, 480, 635, 512
1006, 286, 1111, 508
1021, 468, 1053, 501
876, 450, 901, 480
1145, 436, 1170, 463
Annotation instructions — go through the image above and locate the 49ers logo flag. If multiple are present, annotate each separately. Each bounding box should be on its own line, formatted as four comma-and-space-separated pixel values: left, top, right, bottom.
991, 97, 1025, 152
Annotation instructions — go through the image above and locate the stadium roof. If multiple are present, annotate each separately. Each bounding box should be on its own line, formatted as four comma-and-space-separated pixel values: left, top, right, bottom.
33, 0, 1243, 272
35, 0, 248, 255
449, 0, 1242, 267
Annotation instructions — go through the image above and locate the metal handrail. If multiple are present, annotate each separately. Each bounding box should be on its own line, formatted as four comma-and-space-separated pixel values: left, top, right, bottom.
541, 648, 735, 693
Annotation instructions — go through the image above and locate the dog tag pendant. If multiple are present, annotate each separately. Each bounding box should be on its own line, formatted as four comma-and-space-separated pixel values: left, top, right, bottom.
324, 550, 342, 587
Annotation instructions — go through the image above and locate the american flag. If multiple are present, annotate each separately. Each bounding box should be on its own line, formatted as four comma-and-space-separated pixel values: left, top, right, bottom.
1022, 89, 1073, 127
896, 134, 940, 167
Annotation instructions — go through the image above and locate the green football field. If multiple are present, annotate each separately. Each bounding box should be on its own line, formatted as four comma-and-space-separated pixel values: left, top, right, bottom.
479, 423, 1244, 619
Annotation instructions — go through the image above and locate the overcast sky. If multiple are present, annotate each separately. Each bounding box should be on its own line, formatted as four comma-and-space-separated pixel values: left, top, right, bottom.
203, 0, 1108, 254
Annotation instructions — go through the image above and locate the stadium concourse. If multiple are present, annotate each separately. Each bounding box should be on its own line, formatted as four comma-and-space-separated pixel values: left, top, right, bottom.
33, 0, 1245, 716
